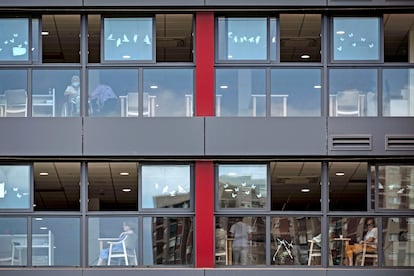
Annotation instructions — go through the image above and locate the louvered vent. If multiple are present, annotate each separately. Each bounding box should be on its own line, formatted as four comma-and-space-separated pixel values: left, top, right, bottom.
386, 135, 414, 151
330, 135, 372, 151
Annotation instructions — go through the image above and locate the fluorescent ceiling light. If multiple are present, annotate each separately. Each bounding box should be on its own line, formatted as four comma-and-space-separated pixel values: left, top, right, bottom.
301, 188, 311, 193
122, 55, 131, 59
122, 188, 132, 192
40, 227, 48, 230
119, 172, 129, 176
313, 85, 322, 89
41, 31, 49, 36
301, 54, 310, 59
150, 85, 158, 89
35, 217, 43, 221
39, 172, 49, 176
220, 85, 228, 89
336, 31, 345, 35
224, 188, 233, 192
335, 172, 345, 176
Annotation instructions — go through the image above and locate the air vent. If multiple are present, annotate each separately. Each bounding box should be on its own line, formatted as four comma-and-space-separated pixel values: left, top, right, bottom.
386, 135, 414, 151
330, 135, 372, 151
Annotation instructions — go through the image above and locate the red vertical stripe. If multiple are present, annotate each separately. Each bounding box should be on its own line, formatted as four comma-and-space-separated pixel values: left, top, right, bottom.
195, 12, 215, 116
195, 161, 214, 267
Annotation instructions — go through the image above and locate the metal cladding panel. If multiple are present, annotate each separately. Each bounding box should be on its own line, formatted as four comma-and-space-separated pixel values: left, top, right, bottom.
327, 269, 414, 276
0, 0, 82, 6
328, 117, 414, 156
205, 117, 327, 156
0, 118, 82, 156
83, 117, 205, 156
206, 269, 325, 276
328, 0, 414, 6
84, 270, 205, 276
206, 0, 326, 5
83, 0, 204, 6
0, 270, 82, 276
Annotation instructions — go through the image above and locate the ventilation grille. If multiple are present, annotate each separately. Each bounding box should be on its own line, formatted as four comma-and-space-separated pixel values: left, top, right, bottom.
386, 135, 414, 151
330, 135, 372, 151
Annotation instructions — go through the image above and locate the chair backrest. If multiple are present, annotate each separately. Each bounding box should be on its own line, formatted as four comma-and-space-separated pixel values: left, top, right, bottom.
336, 90, 360, 116
0, 235, 13, 260
5, 89, 27, 106
127, 93, 138, 116
124, 233, 137, 251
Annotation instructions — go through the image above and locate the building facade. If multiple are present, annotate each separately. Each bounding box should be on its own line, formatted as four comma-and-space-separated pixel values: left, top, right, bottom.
0, 1, 414, 276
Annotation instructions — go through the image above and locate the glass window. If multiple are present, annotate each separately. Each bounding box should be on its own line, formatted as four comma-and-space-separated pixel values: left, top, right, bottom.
32, 70, 80, 117
215, 216, 265, 266
88, 68, 138, 117
218, 164, 267, 209
88, 217, 138, 266
143, 69, 194, 117
332, 17, 380, 61
377, 165, 414, 210
384, 14, 414, 63
215, 69, 266, 117
383, 217, 414, 266
280, 14, 321, 62
34, 162, 80, 211
383, 69, 414, 116
329, 217, 378, 267
32, 217, 80, 266
271, 162, 321, 211
141, 165, 191, 209
88, 162, 138, 211
271, 217, 320, 265
0, 70, 28, 117
271, 69, 321, 116
103, 18, 153, 61
42, 15, 80, 63
329, 69, 378, 117
217, 17, 268, 60
143, 217, 193, 265
0, 165, 30, 209
0, 18, 29, 61
329, 162, 368, 211
88, 15, 101, 63
0, 217, 27, 266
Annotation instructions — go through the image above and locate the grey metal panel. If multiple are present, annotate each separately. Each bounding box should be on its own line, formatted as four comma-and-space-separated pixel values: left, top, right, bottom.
0, 118, 82, 156
328, 117, 414, 156
206, 269, 326, 276
83, 117, 204, 156
0, 270, 82, 276
327, 269, 414, 276
0, 0, 82, 7
84, 269, 204, 276
206, 0, 326, 6
83, 0, 204, 6
205, 117, 327, 156
328, 0, 414, 6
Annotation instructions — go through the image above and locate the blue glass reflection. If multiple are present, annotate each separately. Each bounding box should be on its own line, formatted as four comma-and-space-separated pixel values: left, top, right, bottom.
0, 166, 30, 209
0, 19, 29, 61
0, 217, 27, 266
383, 69, 414, 116
0, 70, 28, 117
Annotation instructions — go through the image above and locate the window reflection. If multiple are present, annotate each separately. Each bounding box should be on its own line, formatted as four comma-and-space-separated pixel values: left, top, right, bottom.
383, 217, 414, 266
383, 69, 414, 116
333, 17, 380, 61
215, 69, 266, 117
143, 217, 193, 265
384, 14, 414, 63
32, 217, 80, 266
88, 162, 138, 211
272, 217, 320, 265
271, 162, 321, 211
215, 216, 265, 266
218, 164, 267, 209
271, 69, 321, 117
378, 165, 414, 209
0, 217, 27, 266
329, 162, 368, 211
329, 69, 377, 117
143, 69, 194, 117
141, 165, 191, 208
103, 18, 153, 61
0, 18, 29, 61
0, 165, 30, 209
0, 70, 28, 117
88, 217, 138, 266
218, 17, 268, 60
32, 70, 80, 117
329, 217, 378, 267
88, 69, 138, 117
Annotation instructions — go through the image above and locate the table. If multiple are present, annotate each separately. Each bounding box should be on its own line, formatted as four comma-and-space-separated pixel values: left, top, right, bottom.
333, 237, 351, 265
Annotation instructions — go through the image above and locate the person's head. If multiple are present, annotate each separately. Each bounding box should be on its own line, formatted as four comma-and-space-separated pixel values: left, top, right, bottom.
71, 75, 80, 87
122, 221, 135, 231
366, 219, 375, 229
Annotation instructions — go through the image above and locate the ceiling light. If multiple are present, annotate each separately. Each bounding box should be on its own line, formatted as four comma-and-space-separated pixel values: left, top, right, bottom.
122, 55, 131, 59
41, 31, 49, 36
40, 227, 48, 230
301, 54, 310, 59
313, 85, 322, 89
39, 172, 49, 176
35, 217, 43, 221
150, 85, 158, 89
119, 172, 129, 176
122, 188, 132, 192
301, 188, 311, 193
335, 172, 345, 176
220, 85, 228, 89
336, 31, 345, 35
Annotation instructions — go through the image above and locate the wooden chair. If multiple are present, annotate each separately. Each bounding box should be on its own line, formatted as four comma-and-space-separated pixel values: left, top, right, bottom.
359, 242, 378, 266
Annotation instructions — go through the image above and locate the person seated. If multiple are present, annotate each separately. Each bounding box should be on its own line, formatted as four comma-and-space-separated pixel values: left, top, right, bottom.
345, 219, 377, 266
89, 84, 118, 116
97, 221, 136, 265
64, 75, 81, 115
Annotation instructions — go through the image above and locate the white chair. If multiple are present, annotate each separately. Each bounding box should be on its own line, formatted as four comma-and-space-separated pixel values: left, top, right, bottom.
358, 242, 378, 266
0, 236, 14, 265
307, 239, 333, 265
215, 228, 228, 265
107, 233, 137, 266
4, 89, 27, 117
335, 90, 362, 117
126, 93, 138, 117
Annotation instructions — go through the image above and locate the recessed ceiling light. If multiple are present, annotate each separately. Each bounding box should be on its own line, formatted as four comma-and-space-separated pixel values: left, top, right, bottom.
336, 31, 345, 35
122, 188, 132, 192
150, 85, 158, 89
301, 54, 310, 59
119, 172, 129, 176
301, 188, 311, 193
220, 85, 228, 89
41, 31, 49, 36
313, 85, 322, 89
40, 227, 48, 230
35, 217, 43, 221
39, 172, 49, 176
336, 172, 345, 176
122, 55, 131, 59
